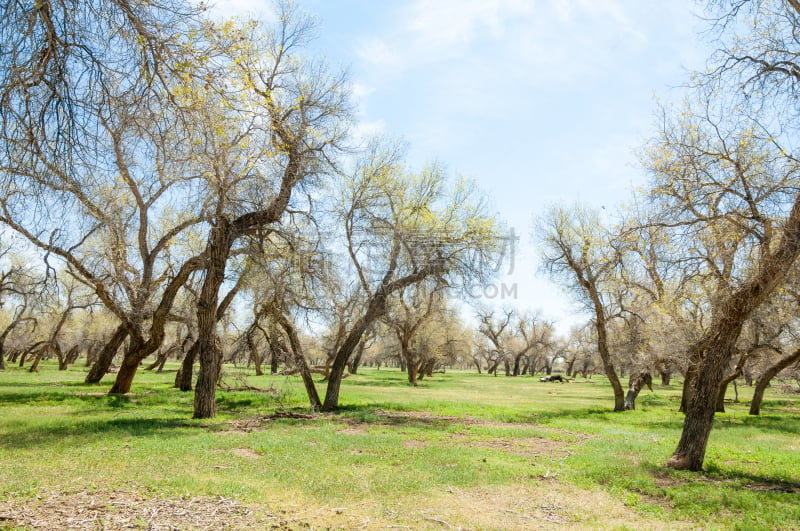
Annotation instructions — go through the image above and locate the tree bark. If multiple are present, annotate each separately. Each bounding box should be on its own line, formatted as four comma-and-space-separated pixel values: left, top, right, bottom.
624, 372, 653, 410
565, 359, 575, 377
716, 367, 742, 413
109, 344, 144, 394
665, 328, 741, 470
246, 330, 264, 376
176, 341, 199, 391
750, 346, 800, 415
193, 221, 232, 419
593, 311, 625, 411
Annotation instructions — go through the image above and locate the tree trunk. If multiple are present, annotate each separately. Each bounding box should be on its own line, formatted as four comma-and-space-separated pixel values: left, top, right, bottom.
407, 359, 418, 386
58, 344, 81, 370
109, 347, 143, 394
660, 370, 671, 386
274, 311, 322, 410
246, 331, 264, 376
144, 349, 170, 371
665, 330, 740, 471
624, 372, 653, 410
400, 339, 417, 386
716, 368, 742, 413
593, 312, 625, 411
679, 362, 700, 413
512, 353, 524, 376
269, 346, 278, 374
28, 346, 46, 372
322, 315, 373, 411
193, 335, 223, 418
176, 341, 199, 391
348, 341, 366, 375
193, 221, 233, 419
85, 325, 128, 383
750, 346, 800, 415
565, 359, 575, 377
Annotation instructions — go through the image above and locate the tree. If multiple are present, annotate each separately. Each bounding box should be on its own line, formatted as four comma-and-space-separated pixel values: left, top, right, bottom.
384, 281, 447, 385
319, 142, 501, 411
0, 0, 217, 392
0, 247, 42, 370
538, 204, 626, 411
639, 95, 800, 470
185, 6, 352, 419
476, 308, 514, 376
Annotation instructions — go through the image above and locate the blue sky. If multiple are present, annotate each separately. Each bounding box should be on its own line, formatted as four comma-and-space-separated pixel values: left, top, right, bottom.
215, 0, 711, 332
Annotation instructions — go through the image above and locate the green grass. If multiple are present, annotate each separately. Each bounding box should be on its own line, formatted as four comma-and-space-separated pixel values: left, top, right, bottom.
1, 362, 799, 529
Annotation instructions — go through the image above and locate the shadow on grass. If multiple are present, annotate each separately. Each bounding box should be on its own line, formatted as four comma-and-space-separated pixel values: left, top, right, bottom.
712, 413, 800, 435
648, 463, 800, 495
702, 463, 800, 493
0, 416, 195, 449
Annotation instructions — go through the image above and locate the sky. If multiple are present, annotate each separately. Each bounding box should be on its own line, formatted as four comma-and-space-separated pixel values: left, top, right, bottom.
213, 0, 711, 333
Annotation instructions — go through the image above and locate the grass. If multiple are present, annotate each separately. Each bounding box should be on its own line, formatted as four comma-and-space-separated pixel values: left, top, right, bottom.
1, 362, 799, 529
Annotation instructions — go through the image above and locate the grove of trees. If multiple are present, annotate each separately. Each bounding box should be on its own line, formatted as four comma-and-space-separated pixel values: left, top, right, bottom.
2, 0, 800, 474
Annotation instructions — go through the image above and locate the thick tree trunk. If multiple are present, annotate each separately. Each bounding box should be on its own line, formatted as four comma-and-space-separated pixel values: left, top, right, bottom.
86, 325, 128, 383
512, 353, 524, 376
400, 339, 418, 386
28, 347, 45, 372
323, 317, 372, 411
193, 336, 223, 418
624, 372, 653, 410
193, 222, 232, 419
109, 346, 144, 394
665, 330, 740, 471
58, 344, 81, 370
750, 346, 800, 415
679, 362, 700, 413
660, 370, 672, 386
321, 266, 439, 411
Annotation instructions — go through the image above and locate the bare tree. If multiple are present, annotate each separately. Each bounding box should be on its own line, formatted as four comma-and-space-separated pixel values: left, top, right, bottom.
475, 308, 513, 376
319, 142, 501, 411
538, 204, 626, 411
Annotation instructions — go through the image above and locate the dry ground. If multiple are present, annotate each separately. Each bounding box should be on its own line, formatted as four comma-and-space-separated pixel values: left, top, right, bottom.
0, 411, 698, 530
0, 480, 696, 530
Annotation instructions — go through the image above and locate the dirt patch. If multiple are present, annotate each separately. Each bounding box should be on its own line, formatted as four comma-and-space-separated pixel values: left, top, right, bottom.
452, 434, 573, 458
231, 447, 261, 459
0, 489, 267, 530
393, 483, 697, 530
337, 426, 368, 435
402, 439, 428, 449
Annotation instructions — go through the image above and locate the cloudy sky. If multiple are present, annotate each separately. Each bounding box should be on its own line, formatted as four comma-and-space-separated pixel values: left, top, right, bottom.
215, 0, 711, 332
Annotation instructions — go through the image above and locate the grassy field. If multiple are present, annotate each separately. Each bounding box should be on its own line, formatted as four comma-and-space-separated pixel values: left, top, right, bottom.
1, 363, 798, 530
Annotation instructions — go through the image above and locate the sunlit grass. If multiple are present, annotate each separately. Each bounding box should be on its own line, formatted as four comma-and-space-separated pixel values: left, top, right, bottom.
1, 361, 798, 529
